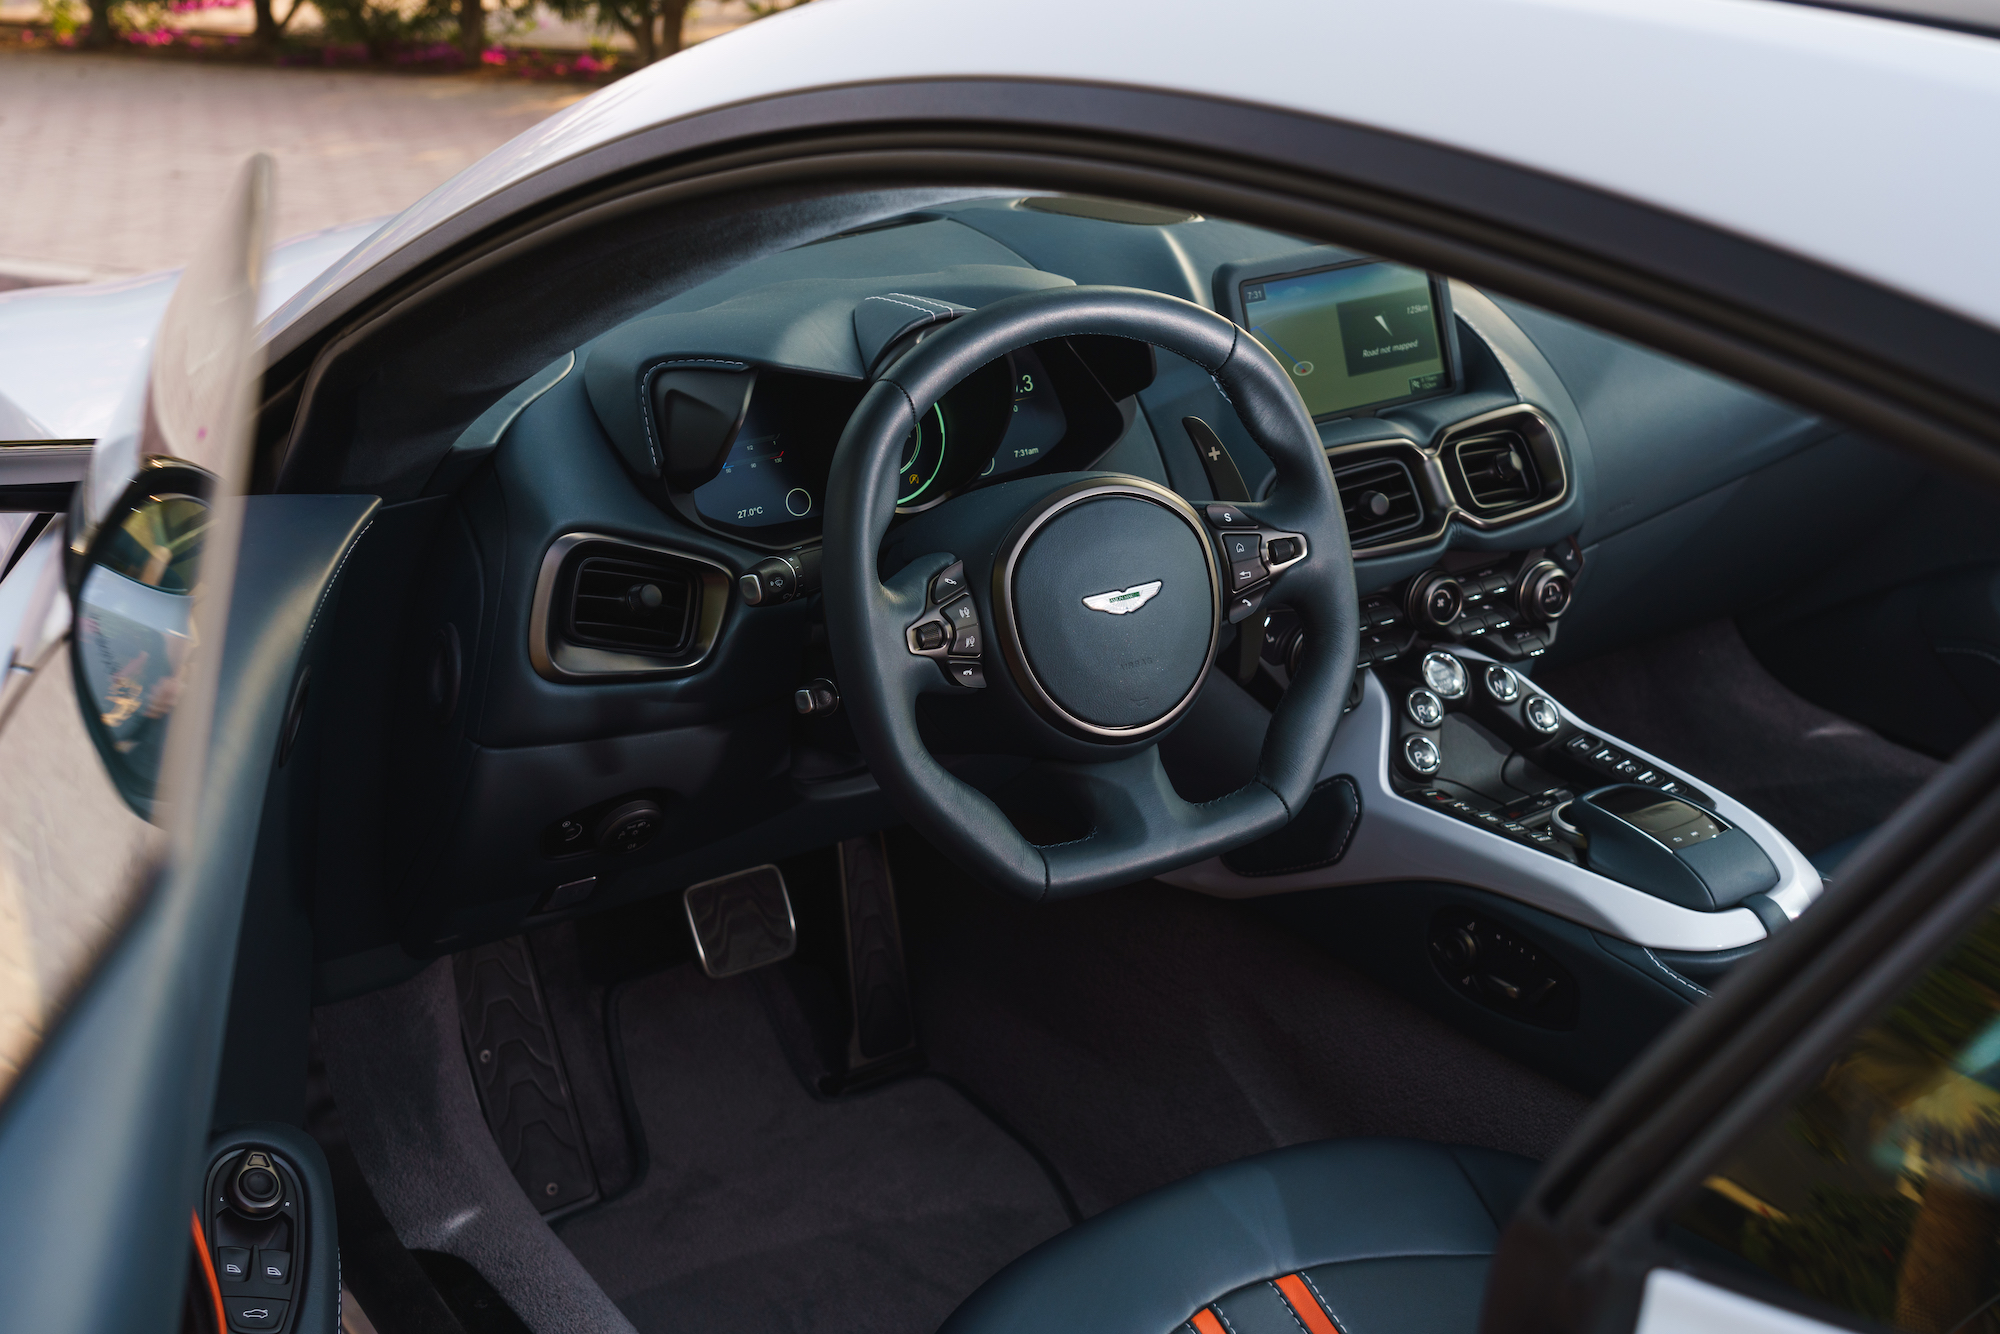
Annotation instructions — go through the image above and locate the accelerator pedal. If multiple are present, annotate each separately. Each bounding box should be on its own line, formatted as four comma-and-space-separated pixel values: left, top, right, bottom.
837, 834, 920, 1085
684, 864, 797, 978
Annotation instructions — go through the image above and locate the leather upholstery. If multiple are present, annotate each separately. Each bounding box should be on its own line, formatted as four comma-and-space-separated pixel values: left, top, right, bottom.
940, 1139, 1536, 1334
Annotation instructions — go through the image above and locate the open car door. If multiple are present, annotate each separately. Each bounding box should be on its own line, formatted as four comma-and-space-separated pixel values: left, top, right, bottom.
1486, 713, 2000, 1333
0, 157, 373, 1334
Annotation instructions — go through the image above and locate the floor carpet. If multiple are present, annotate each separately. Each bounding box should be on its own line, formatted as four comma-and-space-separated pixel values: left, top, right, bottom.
1535, 619, 1940, 857
555, 965, 1071, 1334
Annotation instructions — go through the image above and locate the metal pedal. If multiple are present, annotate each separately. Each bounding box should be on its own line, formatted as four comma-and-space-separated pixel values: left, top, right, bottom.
453, 937, 600, 1215
684, 864, 797, 978
839, 834, 917, 1072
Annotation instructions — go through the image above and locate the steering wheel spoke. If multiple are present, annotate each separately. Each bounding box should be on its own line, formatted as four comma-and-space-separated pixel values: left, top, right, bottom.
1017, 748, 1291, 898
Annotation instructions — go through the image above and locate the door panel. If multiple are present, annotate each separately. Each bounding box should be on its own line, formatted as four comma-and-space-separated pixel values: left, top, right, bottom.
0, 155, 274, 1332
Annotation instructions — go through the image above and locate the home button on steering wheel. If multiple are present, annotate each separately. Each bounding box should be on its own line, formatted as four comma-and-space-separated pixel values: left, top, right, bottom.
995, 479, 1220, 741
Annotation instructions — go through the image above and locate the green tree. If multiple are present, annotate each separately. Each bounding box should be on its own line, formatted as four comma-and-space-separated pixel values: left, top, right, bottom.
549, 0, 684, 65
551, 0, 812, 68
317, 0, 449, 59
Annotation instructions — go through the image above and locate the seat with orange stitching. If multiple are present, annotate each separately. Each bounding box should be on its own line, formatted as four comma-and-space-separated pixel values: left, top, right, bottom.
940, 1138, 1536, 1334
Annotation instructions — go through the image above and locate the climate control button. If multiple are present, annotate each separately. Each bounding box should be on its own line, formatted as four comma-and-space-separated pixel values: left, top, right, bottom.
1407, 572, 1465, 631
1518, 561, 1574, 622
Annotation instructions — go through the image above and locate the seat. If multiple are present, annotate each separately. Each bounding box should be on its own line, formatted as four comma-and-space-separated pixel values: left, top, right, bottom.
939, 1138, 1537, 1334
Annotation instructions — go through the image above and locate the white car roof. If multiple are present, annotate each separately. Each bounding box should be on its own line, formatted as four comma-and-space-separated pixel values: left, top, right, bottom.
277, 0, 2000, 336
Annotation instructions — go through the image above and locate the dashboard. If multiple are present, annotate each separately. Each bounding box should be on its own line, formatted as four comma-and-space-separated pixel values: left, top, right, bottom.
322, 191, 1913, 995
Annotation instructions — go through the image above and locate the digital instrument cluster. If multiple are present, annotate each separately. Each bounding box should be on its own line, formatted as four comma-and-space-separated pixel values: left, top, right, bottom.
684, 337, 1138, 546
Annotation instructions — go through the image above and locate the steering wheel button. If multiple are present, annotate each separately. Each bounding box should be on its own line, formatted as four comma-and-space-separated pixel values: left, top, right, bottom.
1222, 532, 1260, 563
929, 562, 966, 603
945, 661, 986, 689
1267, 537, 1302, 565
912, 621, 948, 652
942, 596, 979, 630
1230, 559, 1267, 590
1204, 504, 1248, 527
1227, 589, 1265, 624
952, 626, 983, 656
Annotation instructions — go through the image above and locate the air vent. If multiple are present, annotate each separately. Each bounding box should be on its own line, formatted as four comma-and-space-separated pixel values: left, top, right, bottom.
1451, 431, 1541, 513
565, 553, 695, 655
1333, 456, 1426, 547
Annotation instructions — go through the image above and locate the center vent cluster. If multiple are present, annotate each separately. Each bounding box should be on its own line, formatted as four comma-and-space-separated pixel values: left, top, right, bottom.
1448, 430, 1542, 512
1333, 456, 1425, 547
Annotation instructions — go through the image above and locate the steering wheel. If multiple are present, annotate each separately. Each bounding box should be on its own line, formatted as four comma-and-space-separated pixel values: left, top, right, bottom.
822, 286, 1358, 901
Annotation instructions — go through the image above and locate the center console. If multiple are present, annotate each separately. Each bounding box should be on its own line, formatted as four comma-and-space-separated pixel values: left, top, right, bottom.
1161, 555, 1821, 1089
1166, 556, 1822, 953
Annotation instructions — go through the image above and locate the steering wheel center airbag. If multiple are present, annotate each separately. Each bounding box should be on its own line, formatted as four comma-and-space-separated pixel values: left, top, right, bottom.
1002, 485, 1218, 735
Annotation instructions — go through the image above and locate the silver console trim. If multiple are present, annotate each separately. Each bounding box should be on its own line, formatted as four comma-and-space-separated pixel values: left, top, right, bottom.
1160, 654, 1822, 951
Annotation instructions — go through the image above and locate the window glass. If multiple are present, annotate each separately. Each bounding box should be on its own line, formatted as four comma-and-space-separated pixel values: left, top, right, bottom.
1673, 905, 2000, 1332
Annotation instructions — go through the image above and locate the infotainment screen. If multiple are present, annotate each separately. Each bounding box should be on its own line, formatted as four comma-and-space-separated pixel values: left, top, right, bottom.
1239, 260, 1450, 418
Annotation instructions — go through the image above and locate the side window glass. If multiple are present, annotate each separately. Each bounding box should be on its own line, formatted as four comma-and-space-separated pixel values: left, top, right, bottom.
1670, 905, 2000, 1331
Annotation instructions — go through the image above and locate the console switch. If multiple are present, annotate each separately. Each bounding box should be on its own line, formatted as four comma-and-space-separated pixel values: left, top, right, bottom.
258, 1250, 292, 1284
216, 1247, 251, 1283
225, 1298, 288, 1333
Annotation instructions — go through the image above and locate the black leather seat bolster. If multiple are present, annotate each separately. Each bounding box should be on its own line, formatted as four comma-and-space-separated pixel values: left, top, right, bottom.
940, 1138, 1537, 1334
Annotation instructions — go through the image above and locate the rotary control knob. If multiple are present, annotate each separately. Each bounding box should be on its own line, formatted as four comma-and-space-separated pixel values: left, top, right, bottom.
1518, 561, 1574, 623
1439, 926, 1479, 967
595, 799, 664, 855
228, 1150, 284, 1217
1406, 572, 1464, 632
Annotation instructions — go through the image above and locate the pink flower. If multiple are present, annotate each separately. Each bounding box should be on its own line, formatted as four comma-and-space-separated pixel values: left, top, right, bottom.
481, 47, 507, 64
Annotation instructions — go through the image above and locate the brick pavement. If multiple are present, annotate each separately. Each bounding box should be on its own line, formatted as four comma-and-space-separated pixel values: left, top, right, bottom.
0, 50, 585, 284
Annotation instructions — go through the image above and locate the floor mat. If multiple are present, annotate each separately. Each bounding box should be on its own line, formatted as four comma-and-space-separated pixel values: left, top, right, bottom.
556, 966, 1071, 1334
894, 834, 1590, 1218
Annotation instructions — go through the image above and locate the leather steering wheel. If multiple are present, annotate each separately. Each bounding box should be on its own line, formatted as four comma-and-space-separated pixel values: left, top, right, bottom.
822, 286, 1358, 900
